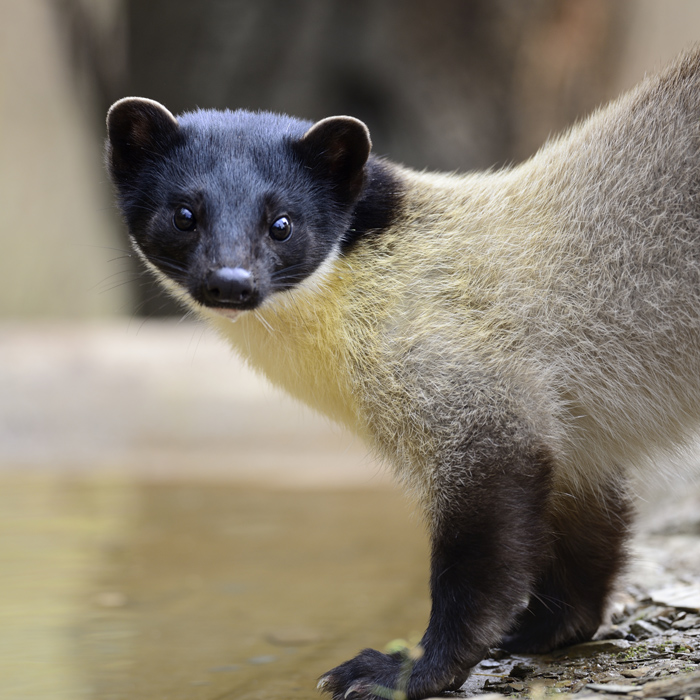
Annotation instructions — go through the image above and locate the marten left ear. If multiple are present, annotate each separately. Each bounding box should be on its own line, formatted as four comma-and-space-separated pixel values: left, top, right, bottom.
296, 116, 372, 202
106, 97, 180, 181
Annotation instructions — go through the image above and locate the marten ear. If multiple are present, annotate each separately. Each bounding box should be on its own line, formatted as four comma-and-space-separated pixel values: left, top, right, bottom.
106, 97, 180, 180
296, 116, 371, 201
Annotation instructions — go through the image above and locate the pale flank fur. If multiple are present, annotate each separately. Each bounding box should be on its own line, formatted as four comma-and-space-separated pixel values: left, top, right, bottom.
195, 50, 700, 513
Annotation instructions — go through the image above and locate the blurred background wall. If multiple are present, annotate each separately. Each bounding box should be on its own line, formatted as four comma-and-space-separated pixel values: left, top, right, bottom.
3, 0, 700, 317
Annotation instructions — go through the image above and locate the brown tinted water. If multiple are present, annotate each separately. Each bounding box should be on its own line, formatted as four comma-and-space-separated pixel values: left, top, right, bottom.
0, 322, 429, 699
0, 476, 430, 700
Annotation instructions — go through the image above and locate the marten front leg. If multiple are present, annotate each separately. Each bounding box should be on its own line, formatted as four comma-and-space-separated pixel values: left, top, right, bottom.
319, 444, 554, 700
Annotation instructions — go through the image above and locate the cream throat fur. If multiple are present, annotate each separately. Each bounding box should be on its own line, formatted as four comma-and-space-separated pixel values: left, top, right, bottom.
206, 164, 566, 466
203, 244, 367, 433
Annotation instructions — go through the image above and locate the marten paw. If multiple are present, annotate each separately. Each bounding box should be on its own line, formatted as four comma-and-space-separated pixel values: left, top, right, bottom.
318, 648, 407, 700
318, 647, 465, 700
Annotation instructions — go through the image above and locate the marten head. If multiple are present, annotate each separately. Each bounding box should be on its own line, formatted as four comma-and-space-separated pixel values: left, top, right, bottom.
106, 98, 373, 318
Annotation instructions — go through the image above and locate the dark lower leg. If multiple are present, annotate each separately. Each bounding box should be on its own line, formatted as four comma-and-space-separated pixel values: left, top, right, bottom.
402, 453, 555, 697
320, 446, 554, 700
501, 477, 633, 654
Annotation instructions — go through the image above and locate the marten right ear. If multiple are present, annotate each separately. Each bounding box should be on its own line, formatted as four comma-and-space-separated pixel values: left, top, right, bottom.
106, 97, 180, 180
295, 116, 372, 203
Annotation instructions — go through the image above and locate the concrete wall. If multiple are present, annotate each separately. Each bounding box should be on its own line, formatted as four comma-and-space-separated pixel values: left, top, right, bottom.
616, 0, 700, 91
0, 0, 130, 318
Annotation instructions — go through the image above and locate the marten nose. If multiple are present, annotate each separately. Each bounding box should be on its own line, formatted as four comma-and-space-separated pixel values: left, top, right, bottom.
205, 267, 254, 305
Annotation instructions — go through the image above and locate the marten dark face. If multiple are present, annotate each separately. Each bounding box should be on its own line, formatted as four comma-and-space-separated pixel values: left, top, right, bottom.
106, 99, 372, 314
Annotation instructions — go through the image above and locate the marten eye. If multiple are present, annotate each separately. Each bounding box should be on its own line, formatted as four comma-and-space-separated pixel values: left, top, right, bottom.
269, 215, 292, 241
173, 206, 196, 232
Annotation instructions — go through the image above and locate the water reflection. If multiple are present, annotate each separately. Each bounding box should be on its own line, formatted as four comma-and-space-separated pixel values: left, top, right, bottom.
0, 477, 429, 699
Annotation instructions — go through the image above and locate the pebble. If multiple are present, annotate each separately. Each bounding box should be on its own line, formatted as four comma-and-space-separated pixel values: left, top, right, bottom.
630, 620, 663, 639
551, 639, 631, 658
638, 669, 700, 697
510, 664, 535, 679
586, 683, 638, 693
650, 585, 700, 612
621, 667, 651, 679
653, 617, 673, 630
671, 614, 700, 630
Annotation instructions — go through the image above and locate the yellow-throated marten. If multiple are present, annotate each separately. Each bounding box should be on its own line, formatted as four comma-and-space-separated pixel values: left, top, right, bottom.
106, 49, 700, 700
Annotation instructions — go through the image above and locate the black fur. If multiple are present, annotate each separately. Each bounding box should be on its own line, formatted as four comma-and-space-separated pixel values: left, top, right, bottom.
502, 475, 632, 654
341, 158, 405, 252
106, 101, 401, 311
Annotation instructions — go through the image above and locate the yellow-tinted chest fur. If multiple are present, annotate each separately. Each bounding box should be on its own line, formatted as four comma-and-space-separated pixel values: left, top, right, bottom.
206, 166, 560, 442
207, 125, 700, 490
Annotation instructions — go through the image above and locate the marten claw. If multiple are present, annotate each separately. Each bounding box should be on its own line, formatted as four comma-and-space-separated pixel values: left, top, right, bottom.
344, 682, 364, 698
319, 648, 403, 700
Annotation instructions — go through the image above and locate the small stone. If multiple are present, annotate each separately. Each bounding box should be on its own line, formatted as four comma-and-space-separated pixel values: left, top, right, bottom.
586, 682, 638, 693
639, 670, 700, 697
621, 668, 651, 679
630, 620, 662, 639
654, 617, 673, 630
650, 585, 700, 612
551, 639, 631, 658
510, 663, 535, 679
671, 615, 700, 630
602, 627, 629, 640
635, 606, 668, 621
488, 648, 509, 660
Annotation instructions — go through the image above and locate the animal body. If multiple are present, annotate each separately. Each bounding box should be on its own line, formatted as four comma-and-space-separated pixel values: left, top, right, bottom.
106, 49, 700, 700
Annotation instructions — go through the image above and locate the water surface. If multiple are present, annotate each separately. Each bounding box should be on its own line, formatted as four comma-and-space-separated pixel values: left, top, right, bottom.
0, 476, 430, 700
